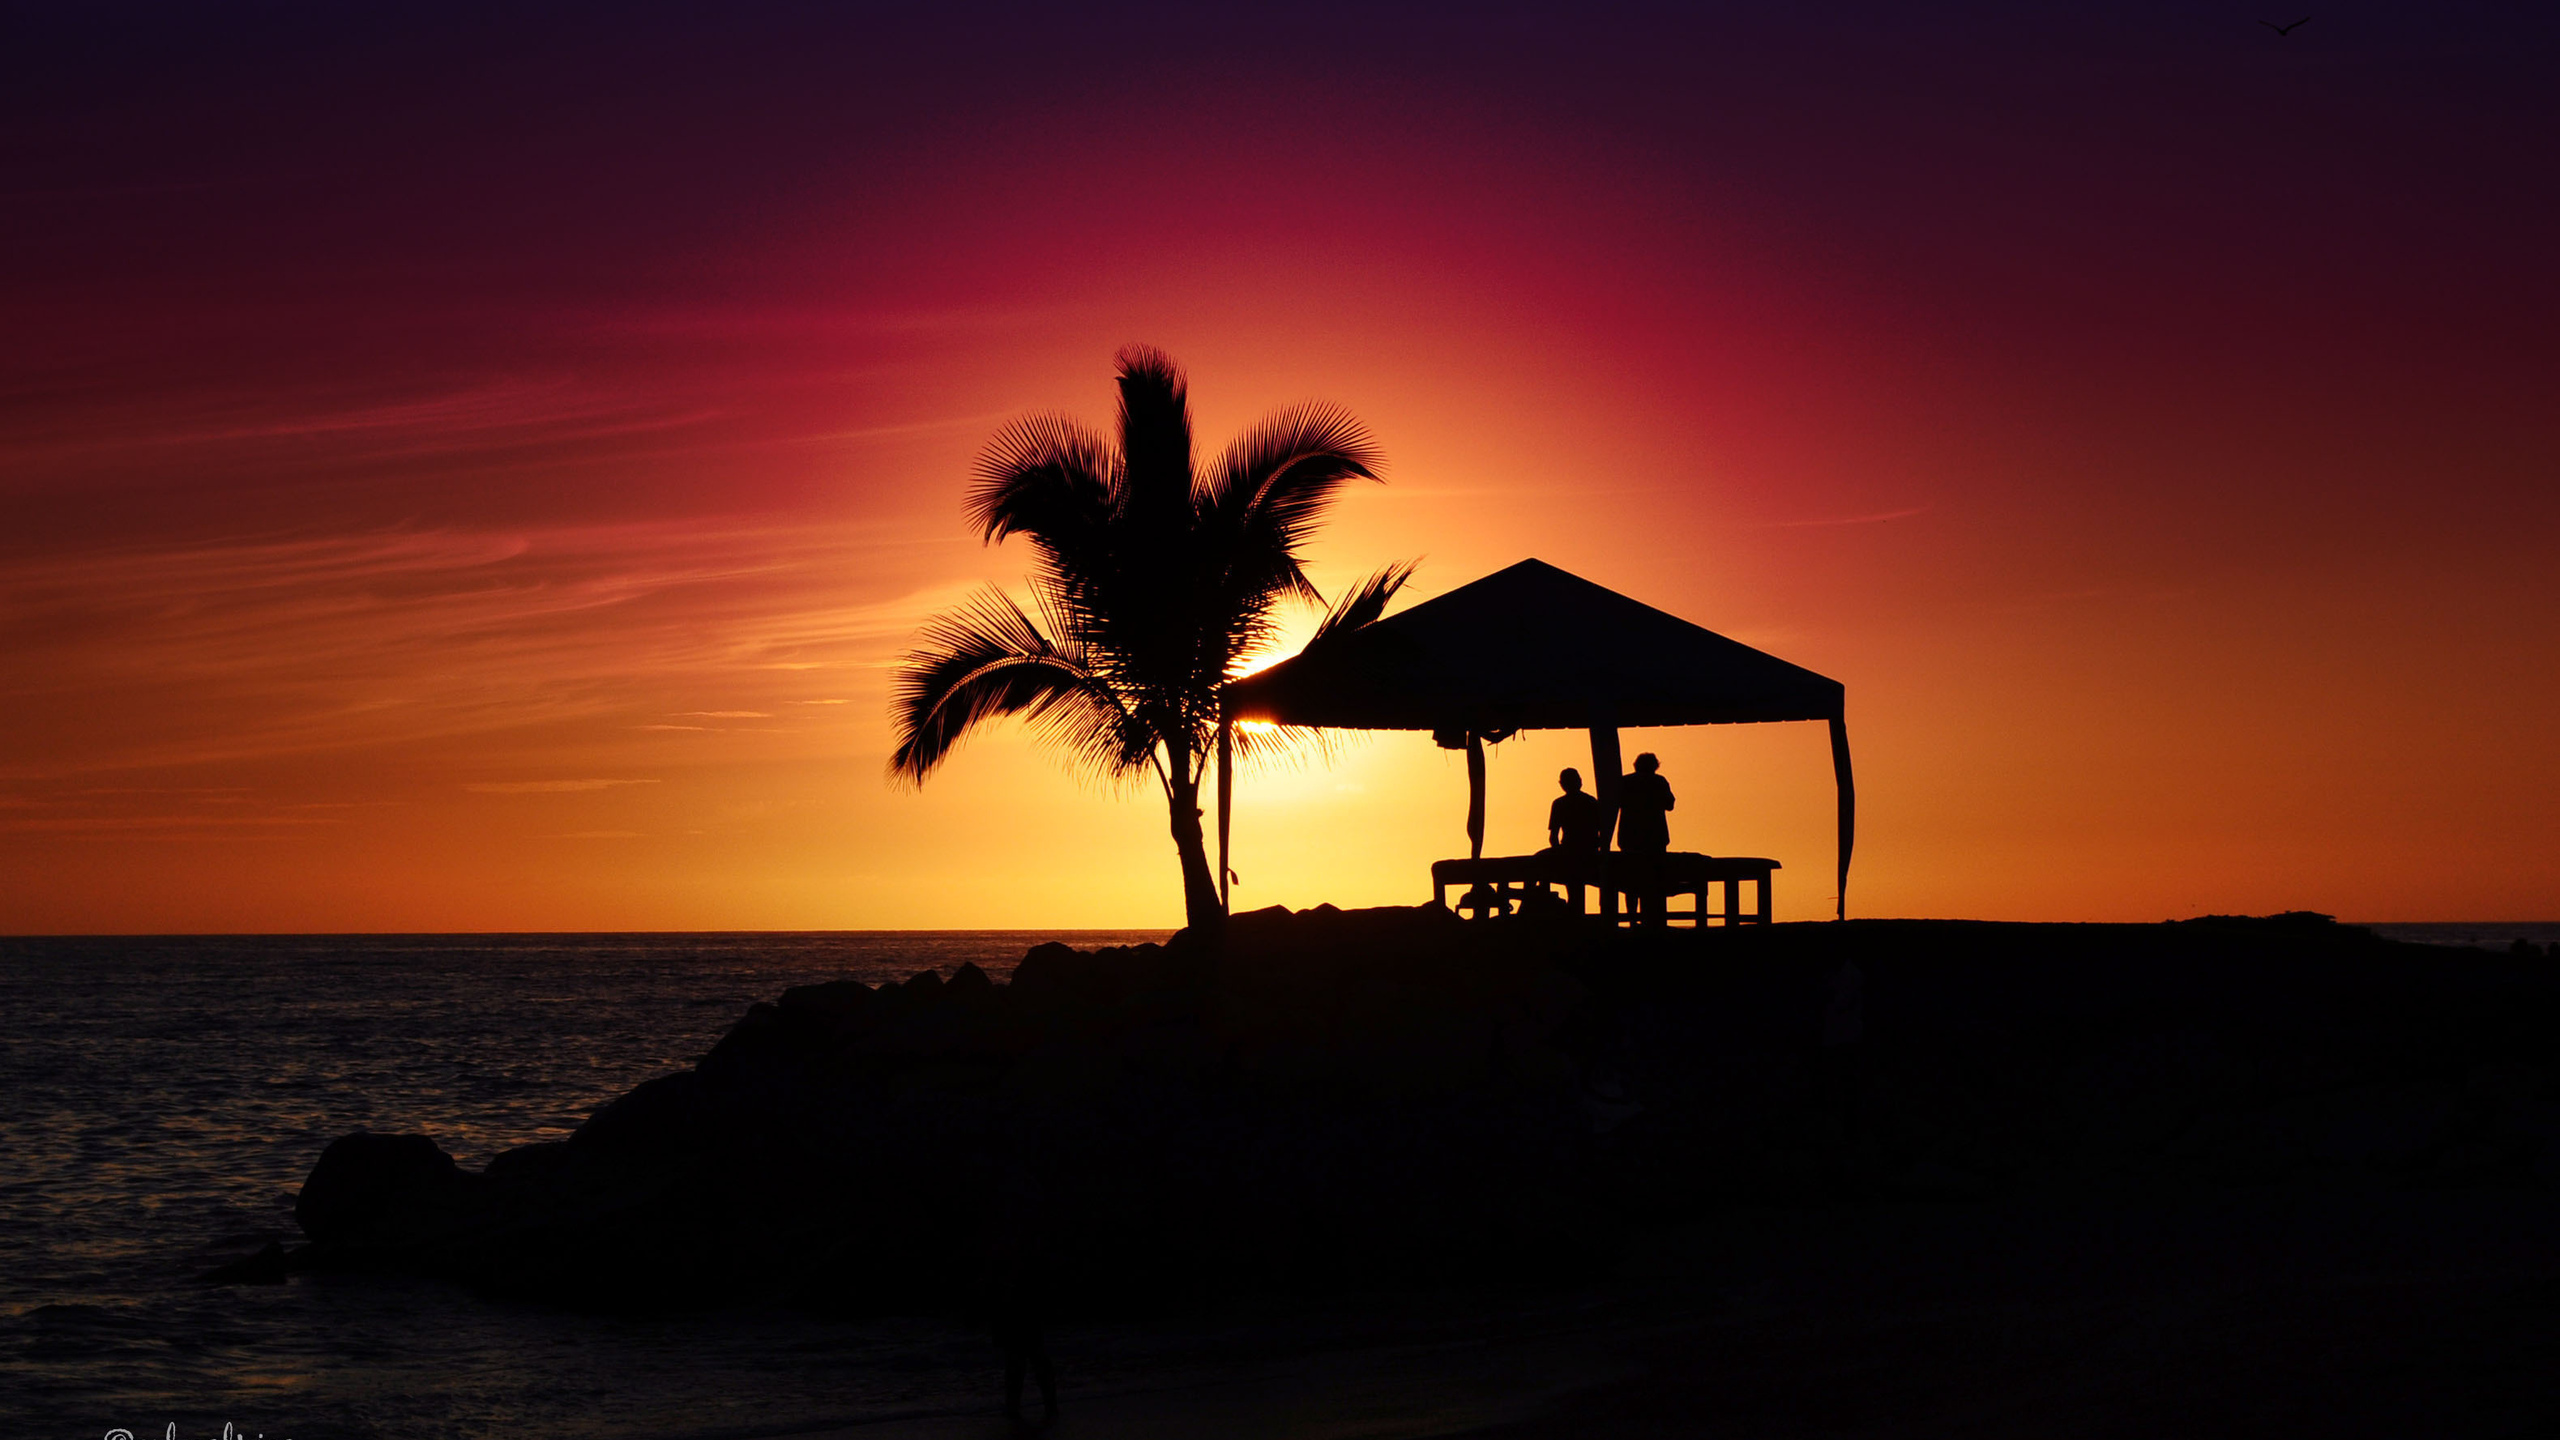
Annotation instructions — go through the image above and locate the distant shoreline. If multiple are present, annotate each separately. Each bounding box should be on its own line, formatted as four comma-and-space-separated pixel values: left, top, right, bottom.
3, 919, 2555, 942
2360, 920, 2560, 949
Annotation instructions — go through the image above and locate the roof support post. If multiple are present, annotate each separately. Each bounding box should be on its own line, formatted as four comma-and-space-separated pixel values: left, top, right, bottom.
1588, 716, 1622, 922
1828, 711, 1855, 921
1465, 730, 1488, 861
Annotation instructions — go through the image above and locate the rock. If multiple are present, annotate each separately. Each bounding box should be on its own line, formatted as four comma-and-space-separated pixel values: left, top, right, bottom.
1888, 1159, 1990, 1199
2316, 1082, 2457, 1171
778, 979, 877, 1031
2500, 1098, 2560, 1186
2468, 1060, 2548, 1109
279, 908, 2560, 1313
295, 1132, 464, 1243
1582, 1087, 1644, 1135
697, 1001, 789, 1093
572, 1072, 713, 1155
1009, 942, 1082, 1001
1822, 961, 1866, 1048
2173, 910, 2340, 932
1227, 904, 1295, 936
484, 1141, 574, 1182
1008, 940, 1191, 1007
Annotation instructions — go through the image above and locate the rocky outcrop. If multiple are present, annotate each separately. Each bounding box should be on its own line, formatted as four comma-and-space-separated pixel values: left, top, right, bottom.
295, 1131, 473, 1244
277, 907, 2560, 1311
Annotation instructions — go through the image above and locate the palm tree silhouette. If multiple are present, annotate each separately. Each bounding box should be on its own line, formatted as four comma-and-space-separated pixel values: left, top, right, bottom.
890, 346, 1408, 931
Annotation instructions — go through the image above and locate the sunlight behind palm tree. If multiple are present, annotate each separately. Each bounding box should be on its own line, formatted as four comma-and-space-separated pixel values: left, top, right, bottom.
889, 346, 1410, 930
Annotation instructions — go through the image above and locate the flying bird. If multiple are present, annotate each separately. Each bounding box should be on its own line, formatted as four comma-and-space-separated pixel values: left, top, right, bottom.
2259, 15, 2311, 35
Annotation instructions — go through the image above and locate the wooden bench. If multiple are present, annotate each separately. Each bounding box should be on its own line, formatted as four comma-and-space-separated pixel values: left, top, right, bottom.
1430, 852, 1779, 926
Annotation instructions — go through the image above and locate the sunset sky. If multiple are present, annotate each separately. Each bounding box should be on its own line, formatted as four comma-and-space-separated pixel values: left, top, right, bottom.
4, 2, 2553, 932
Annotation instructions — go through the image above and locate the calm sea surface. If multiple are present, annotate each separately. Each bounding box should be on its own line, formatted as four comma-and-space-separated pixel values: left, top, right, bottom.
0, 932, 1165, 1440
3, 922, 2551, 1438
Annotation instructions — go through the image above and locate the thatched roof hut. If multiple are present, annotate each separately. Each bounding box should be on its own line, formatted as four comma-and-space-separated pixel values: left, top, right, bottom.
1219, 559, 1856, 917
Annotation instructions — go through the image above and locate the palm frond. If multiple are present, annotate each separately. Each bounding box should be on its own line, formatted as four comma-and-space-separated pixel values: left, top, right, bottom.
967, 415, 1116, 548
1308, 558, 1416, 647
1230, 715, 1372, 774
1215, 560, 1414, 774
1113, 345, 1193, 530
1211, 401, 1383, 514
887, 588, 1142, 785
1203, 402, 1383, 607
898, 349, 1398, 925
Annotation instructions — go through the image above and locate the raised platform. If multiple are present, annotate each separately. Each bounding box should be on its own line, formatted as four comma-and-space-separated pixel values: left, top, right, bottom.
1429, 851, 1779, 925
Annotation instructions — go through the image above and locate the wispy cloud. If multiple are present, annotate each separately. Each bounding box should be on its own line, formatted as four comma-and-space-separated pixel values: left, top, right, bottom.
796, 411, 1021, 446
1757, 505, 1931, 528
580, 300, 1085, 343
0, 814, 345, 832
464, 778, 661, 794
0, 374, 731, 467
0, 519, 968, 781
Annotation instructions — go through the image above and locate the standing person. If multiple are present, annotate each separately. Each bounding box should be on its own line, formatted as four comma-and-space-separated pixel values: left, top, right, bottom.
1615, 753, 1675, 926
1546, 768, 1604, 854
982, 1211, 1058, 1428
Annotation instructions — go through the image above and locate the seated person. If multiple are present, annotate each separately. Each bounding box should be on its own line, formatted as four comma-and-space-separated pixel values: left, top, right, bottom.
1545, 768, 1605, 857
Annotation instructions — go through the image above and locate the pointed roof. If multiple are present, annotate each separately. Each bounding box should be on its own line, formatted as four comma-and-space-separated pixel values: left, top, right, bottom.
1224, 558, 1844, 731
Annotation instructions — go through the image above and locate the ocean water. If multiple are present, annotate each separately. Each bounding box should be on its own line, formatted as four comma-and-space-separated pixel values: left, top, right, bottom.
0, 932, 1164, 1440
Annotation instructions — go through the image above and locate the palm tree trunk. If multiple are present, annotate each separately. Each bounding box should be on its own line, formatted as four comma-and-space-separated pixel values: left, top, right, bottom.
1167, 775, 1223, 933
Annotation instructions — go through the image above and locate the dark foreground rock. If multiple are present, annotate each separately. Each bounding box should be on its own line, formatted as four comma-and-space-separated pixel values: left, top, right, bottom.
279, 907, 2560, 1314
295, 1131, 471, 1243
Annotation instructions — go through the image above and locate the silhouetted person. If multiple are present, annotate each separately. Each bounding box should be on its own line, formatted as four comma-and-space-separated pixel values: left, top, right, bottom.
1615, 753, 1675, 926
1546, 767, 1604, 854
983, 1221, 1057, 1427
1822, 959, 1866, 1048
